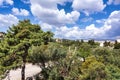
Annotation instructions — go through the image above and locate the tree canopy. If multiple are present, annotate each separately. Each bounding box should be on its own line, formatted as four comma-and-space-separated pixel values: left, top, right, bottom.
0, 20, 53, 80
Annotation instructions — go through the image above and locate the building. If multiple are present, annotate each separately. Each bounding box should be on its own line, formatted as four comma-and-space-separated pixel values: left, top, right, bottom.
55, 38, 62, 43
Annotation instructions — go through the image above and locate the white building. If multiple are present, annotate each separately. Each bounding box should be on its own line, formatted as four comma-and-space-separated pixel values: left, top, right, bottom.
99, 41, 104, 47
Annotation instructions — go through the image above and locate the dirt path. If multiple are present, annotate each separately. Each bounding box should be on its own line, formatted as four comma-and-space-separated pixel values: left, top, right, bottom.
3, 64, 41, 80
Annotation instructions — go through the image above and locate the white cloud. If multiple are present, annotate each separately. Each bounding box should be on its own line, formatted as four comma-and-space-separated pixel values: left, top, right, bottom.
107, 0, 113, 5
5, 0, 13, 5
107, 0, 120, 5
55, 26, 80, 39
30, 0, 80, 26
40, 23, 53, 31
55, 10, 120, 39
12, 7, 29, 16
114, 0, 120, 5
92, 10, 120, 39
0, 0, 13, 6
109, 10, 120, 18
29, 0, 120, 39
80, 17, 93, 22
21, 0, 30, 4
0, 0, 4, 5
96, 19, 106, 24
54, 24, 110, 39
30, 0, 72, 9
0, 14, 19, 32
105, 10, 120, 38
72, 0, 106, 16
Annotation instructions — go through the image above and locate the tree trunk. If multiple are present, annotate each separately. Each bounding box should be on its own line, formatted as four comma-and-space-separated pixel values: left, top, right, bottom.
21, 62, 25, 80
41, 58, 46, 69
21, 43, 30, 80
21, 47, 28, 80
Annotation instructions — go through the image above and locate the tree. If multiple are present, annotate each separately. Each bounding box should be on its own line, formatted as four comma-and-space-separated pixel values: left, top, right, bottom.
93, 47, 111, 63
103, 41, 110, 47
80, 56, 107, 80
88, 39, 95, 45
43, 31, 54, 45
28, 43, 67, 79
44, 45, 82, 80
114, 41, 120, 49
77, 43, 91, 62
111, 49, 120, 67
0, 20, 53, 80
81, 39, 84, 43
105, 64, 120, 79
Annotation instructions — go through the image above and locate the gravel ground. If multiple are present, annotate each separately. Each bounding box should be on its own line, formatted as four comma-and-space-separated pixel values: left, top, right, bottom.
3, 64, 41, 80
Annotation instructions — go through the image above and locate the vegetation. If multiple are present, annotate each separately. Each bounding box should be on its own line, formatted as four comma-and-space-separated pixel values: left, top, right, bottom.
0, 20, 120, 80
0, 20, 53, 80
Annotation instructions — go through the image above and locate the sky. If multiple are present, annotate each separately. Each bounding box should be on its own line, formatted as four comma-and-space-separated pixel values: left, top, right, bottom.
0, 0, 120, 40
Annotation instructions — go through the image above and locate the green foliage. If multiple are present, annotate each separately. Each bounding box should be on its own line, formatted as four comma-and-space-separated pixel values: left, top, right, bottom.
93, 47, 111, 62
77, 43, 92, 61
80, 56, 107, 80
0, 20, 53, 79
114, 43, 120, 49
88, 39, 95, 45
110, 49, 120, 67
105, 64, 120, 79
27, 42, 120, 80
103, 41, 110, 47
0, 20, 120, 80
45, 47, 81, 80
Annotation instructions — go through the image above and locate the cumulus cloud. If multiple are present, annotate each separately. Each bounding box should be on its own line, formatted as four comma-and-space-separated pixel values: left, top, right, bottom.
54, 26, 90, 39
21, 0, 30, 4
105, 10, 120, 38
72, 0, 106, 16
40, 23, 53, 31
30, 0, 80, 26
55, 10, 120, 39
114, 0, 120, 5
12, 7, 29, 16
80, 17, 93, 22
96, 19, 106, 24
29, 0, 120, 39
0, 14, 19, 32
5, 0, 13, 5
0, 0, 13, 6
107, 0, 113, 5
107, 0, 120, 5
54, 24, 111, 39
0, 0, 3, 5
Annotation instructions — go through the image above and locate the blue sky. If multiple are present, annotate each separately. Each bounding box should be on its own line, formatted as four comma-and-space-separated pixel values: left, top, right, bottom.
0, 0, 120, 40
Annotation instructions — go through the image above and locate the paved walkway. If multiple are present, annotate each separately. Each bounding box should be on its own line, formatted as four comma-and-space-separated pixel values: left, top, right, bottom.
3, 64, 41, 80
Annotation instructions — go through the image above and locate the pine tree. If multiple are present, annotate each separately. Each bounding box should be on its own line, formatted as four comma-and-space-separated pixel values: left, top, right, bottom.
0, 20, 53, 80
